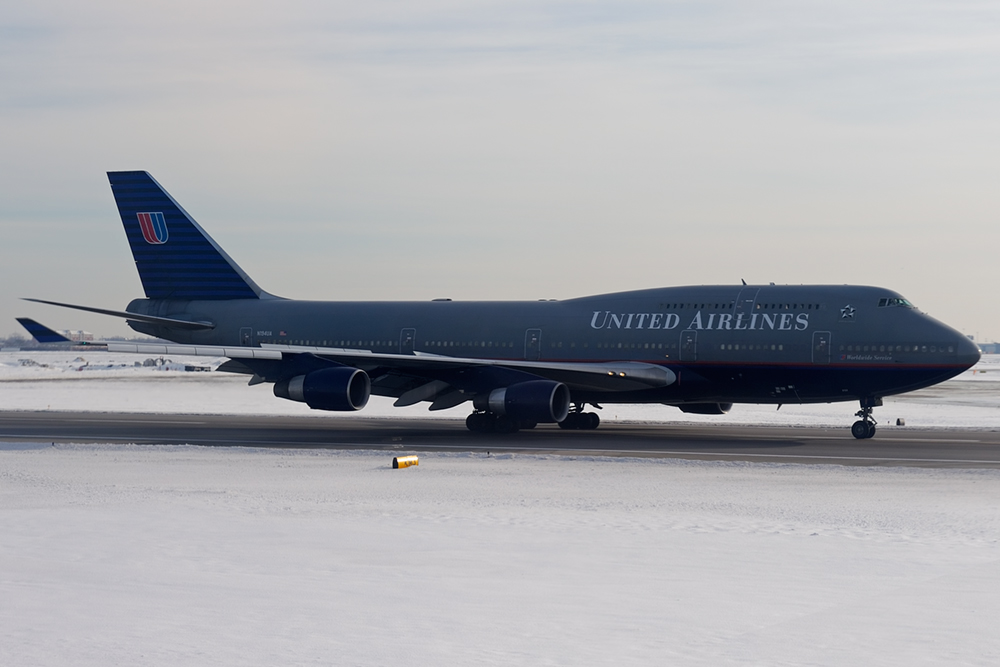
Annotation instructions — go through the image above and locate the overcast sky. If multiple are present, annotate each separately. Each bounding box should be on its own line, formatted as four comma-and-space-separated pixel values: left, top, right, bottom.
2, 1, 999, 340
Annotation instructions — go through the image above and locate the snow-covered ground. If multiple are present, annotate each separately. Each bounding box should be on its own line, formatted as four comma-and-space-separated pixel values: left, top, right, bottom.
3, 351, 999, 665
2, 350, 999, 429
1, 444, 998, 666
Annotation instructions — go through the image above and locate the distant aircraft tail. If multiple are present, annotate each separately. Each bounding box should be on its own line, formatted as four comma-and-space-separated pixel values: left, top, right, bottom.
16, 318, 73, 343
107, 171, 265, 300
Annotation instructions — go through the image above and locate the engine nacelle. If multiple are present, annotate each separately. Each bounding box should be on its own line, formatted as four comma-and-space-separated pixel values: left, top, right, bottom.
273, 367, 371, 411
678, 402, 733, 415
474, 380, 571, 423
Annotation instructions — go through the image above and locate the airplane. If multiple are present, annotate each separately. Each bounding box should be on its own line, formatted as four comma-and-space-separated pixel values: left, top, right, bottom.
15, 318, 83, 345
21, 171, 980, 439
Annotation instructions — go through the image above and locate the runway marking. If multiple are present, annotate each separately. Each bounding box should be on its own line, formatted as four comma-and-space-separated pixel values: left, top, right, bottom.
378, 444, 1000, 465
64, 419, 210, 425
4, 436, 998, 465
876, 437, 984, 444
712, 434, 985, 444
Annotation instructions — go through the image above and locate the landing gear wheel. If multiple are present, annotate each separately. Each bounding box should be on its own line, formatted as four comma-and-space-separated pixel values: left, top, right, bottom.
466, 412, 495, 433
558, 412, 600, 430
494, 415, 520, 434
851, 398, 882, 439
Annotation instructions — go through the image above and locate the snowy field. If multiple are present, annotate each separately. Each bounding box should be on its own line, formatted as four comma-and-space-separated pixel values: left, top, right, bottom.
2, 349, 1000, 429
0, 445, 998, 666
2, 351, 1000, 665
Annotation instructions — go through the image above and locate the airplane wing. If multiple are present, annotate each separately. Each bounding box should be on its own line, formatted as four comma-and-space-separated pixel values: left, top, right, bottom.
18, 309, 675, 409
105, 341, 676, 404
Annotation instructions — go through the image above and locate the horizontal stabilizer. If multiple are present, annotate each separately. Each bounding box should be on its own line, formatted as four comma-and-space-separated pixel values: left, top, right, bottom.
22, 298, 215, 330
16, 318, 73, 343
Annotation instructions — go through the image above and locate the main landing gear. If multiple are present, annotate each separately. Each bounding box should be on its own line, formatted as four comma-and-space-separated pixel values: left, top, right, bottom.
558, 404, 600, 431
465, 403, 602, 433
466, 412, 537, 434
851, 397, 882, 440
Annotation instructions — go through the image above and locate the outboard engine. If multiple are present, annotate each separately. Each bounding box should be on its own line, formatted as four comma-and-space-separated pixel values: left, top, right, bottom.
678, 403, 733, 415
474, 380, 571, 423
273, 367, 371, 411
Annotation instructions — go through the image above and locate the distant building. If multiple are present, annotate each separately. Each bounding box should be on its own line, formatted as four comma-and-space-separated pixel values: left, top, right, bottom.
60, 330, 94, 342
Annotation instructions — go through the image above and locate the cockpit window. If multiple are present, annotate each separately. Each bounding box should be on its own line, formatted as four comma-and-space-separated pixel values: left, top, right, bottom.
877, 297, 914, 308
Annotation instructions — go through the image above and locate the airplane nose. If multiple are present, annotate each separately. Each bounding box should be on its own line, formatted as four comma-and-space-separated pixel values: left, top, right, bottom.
956, 335, 981, 369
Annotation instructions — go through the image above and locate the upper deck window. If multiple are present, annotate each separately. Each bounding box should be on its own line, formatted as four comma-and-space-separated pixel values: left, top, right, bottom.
877, 297, 914, 308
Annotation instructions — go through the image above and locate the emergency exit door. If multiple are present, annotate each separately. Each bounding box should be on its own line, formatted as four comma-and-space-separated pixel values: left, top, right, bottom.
680, 330, 697, 362
812, 331, 831, 364
525, 329, 541, 361
400, 328, 416, 355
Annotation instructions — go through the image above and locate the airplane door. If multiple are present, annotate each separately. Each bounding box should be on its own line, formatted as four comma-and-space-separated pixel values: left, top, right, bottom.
400, 328, 416, 355
680, 330, 697, 361
240, 327, 252, 346
525, 329, 541, 360
812, 331, 831, 364
734, 287, 759, 320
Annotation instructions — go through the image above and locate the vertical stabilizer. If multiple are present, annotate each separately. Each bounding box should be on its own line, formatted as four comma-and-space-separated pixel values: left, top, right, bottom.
107, 171, 264, 300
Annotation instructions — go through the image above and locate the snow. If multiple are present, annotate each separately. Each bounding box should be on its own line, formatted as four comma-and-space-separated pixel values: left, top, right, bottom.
2, 350, 1000, 429
2, 351, 1000, 665
1, 445, 998, 665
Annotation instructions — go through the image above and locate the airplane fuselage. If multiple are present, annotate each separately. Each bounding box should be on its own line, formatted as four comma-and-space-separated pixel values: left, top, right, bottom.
125, 283, 979, 408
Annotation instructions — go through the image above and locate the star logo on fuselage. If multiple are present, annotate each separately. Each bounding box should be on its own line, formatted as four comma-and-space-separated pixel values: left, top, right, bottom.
841, 305, 856, 320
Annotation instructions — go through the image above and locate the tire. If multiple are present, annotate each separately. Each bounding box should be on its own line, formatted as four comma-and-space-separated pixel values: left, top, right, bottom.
495, 415, 520, 434
585, 412, 600, 430
466, 413, 494, 433
865, 423, 877, 439
559, 413, 580, 430
851, 420, 869, 439
520, 421, 537, 430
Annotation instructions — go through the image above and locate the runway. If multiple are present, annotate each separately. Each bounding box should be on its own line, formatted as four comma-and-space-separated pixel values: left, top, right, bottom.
2, 410, 1000, 467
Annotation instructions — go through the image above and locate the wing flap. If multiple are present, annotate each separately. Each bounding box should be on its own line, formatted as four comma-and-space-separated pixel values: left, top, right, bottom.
107, 343, 282, 359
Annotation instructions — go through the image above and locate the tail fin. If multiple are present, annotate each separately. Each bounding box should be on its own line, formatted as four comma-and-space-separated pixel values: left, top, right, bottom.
107, 171, 264, 300
16, 318, 73, 343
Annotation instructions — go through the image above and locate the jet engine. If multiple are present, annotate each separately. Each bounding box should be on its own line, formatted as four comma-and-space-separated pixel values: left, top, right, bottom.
678, 403, 733, 415
273, 367, 371, 411
474, 380, 571, 423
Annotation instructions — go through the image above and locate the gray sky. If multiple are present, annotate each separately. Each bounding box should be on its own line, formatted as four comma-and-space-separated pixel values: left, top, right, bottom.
3, 1, 999, 340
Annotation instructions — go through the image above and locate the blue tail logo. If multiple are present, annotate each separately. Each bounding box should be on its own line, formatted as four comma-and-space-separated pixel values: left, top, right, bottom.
137, 212, 168, 244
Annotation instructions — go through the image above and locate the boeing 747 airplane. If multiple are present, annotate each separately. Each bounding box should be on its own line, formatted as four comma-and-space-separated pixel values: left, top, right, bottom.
23, 171, 980, 438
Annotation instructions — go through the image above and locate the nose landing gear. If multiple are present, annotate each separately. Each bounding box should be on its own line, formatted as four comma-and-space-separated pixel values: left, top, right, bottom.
851, 397, 882, 439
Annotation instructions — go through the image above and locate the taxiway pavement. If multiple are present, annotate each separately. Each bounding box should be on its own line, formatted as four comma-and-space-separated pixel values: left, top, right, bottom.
2, 411, 1000, 468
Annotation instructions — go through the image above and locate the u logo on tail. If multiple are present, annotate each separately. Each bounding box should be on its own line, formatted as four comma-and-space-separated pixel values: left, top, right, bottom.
137, 212, 168, 244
